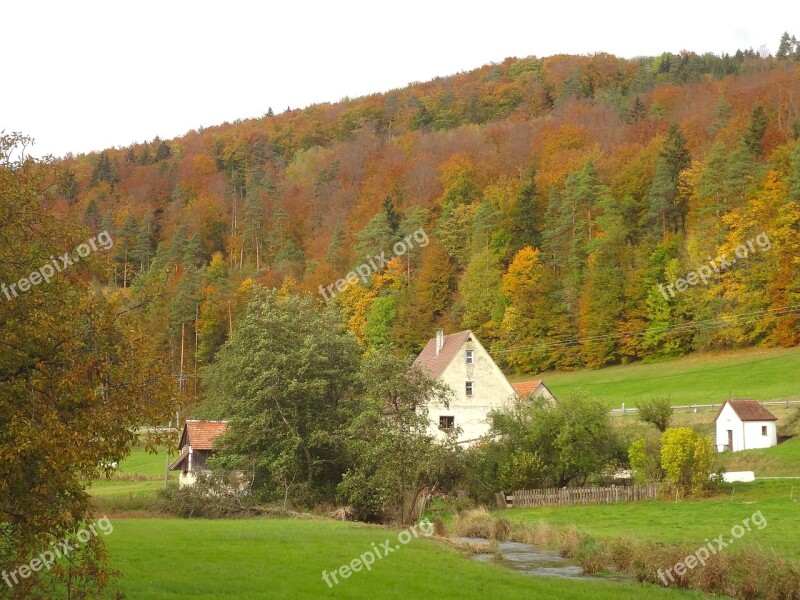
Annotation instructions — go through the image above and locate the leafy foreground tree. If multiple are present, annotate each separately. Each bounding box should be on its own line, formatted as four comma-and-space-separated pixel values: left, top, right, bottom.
202, 288, 362, 506
201, 288, 460, 523
337, 351, 459, 525
0, 133, 175, 599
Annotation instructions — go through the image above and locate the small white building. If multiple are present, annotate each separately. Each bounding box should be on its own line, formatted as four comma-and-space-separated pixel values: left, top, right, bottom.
168, 420, 228, 486
413, 329, 553, 445
714, 399, 777, 452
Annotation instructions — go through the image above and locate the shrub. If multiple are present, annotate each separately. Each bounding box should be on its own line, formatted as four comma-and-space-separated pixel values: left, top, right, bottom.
628, 437, 664, 483
660, 427, 714, 495
637, 397, 673, 432
154, 472, 259, 518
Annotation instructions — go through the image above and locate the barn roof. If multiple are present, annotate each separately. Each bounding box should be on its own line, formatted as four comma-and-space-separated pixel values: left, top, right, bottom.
413, 330, 473, 379
716, 399, 778, 422
179, 420, 228, 450
168, 420, 228, 470
511, 380, 543, 397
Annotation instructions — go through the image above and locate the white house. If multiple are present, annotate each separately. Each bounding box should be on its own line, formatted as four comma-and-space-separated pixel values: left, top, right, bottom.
168, 420, 228, 487
413, 329, 553, 445
714, 399, 778, 452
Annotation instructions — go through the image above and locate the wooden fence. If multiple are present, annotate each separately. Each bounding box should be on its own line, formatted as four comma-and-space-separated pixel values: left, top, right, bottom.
495, 483, 662, 509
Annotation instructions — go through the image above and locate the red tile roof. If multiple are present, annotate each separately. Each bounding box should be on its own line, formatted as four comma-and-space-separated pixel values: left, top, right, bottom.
413, 330, 473, 379
179, 420, 228, 451
716, 399, 777, 422
511, 380, 543, 397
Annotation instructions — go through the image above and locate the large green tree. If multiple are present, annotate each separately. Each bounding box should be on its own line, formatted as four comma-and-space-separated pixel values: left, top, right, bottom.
202, 288, 361, 505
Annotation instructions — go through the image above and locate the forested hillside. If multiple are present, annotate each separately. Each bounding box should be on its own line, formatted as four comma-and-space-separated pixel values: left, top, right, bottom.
47, 37, 800, 390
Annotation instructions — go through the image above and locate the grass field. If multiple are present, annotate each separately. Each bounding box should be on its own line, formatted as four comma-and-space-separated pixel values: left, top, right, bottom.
501, 479, 800, 562
714, 437, 800, 477
512, 347, 800, 408
89, 446, 176, 503
104, 518, 707, 600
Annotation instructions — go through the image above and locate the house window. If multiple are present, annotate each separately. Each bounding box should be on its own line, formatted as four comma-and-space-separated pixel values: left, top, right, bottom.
439, 416, 454, 430
465, 381, 474, 396
762, 425, 768, 436
465, 350, 474, 364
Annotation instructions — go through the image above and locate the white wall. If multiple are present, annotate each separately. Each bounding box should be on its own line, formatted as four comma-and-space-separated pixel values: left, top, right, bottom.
427, 334, 516, 444
743, 420, 777, 450
715, 403, 743, 451
179, 470, 197, 488
715, 403, 777, 452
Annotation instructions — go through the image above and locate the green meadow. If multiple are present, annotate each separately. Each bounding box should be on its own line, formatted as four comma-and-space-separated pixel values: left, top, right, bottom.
104, 518, 706, 600
516, 347, 800, 407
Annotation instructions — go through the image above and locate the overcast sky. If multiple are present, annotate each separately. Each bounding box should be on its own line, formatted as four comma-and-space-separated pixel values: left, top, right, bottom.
3, 1, 797, 158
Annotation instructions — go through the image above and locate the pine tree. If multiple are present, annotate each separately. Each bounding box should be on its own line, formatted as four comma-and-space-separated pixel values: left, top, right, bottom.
777, 32, 794, 60
168, 224, 188, 268
91, 151, 119, 188
155, 142, 171, 161
354, 212, 395, 267
57, 167, 79, 204
471, 200, 501, 251
83, 199, 100, 229
511, 166, 539, 251
382, 195, 400, 233
661, 124, 691, 176
183, 233, 206, 268
100, 210, 116, 237
115, 215, 138, 287
628, 96, 646, 123
135, 211, 155, 271
644, 159, 679, 238
139, 144, 152, 166
326, 224, 346, 271
743, 104, 769, 156
242, 189, 265, 269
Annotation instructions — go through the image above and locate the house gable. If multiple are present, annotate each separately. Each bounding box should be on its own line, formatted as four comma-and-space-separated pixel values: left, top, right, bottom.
419, 330, 515, 443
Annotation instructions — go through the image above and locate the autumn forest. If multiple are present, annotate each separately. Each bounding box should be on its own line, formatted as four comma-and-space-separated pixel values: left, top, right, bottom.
49, 37, 800, 390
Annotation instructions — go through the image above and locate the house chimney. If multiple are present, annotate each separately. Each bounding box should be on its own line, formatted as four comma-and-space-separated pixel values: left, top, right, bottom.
435, 328, 445, 355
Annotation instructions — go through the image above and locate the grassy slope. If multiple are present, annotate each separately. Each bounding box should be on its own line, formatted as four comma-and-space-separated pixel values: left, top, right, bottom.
714, 437, 800, 477
117, 446, 176, 477
511, 347, 800, 408
501, 480, 800, 561
105, 519, 705, 600
89, 446, 176, 499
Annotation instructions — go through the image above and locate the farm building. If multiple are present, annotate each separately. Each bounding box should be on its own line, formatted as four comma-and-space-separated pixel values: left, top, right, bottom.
510, 380, 556, 402
414, 329, 552, 445
169, 420, 228, 487
714, 399, 778, 452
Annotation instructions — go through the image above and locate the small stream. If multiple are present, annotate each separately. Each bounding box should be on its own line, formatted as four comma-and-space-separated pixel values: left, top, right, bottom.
454, 537, 629, 583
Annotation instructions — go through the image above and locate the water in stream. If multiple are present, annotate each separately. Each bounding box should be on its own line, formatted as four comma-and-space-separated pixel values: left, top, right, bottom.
454, 537, 630, 583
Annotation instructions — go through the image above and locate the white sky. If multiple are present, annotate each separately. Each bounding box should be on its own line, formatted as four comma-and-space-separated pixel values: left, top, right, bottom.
3, 1, 796, 158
